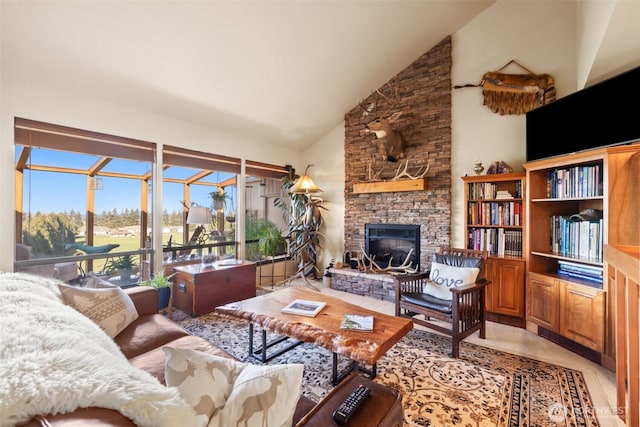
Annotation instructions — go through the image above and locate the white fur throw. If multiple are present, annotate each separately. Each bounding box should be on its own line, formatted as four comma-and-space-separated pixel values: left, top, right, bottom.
0, 273, 200, 427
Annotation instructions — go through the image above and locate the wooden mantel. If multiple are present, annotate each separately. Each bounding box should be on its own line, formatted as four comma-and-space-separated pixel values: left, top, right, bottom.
353, 178, 427, 194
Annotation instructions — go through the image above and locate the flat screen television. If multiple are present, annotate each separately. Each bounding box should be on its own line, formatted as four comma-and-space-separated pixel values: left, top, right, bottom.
526, 65, 640, 162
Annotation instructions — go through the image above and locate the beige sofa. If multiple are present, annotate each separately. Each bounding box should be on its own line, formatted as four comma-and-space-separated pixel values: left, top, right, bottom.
16, 286, 319, 426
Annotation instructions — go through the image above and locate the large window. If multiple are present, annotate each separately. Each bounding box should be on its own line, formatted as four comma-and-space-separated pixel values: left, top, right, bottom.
14, 118, 155, 283
14, 119, 289, 284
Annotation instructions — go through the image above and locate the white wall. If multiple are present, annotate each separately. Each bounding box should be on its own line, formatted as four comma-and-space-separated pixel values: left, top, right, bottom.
301, 123, 345, 271
0, 81, 303, 271
450, 0, 577, 248
576, 1, 616, 89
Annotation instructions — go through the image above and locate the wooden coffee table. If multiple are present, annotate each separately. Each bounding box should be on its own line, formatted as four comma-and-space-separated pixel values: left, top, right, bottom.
215, 287, 413, 385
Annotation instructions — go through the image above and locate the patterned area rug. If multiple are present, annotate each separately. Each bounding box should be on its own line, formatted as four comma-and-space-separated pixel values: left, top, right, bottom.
175, 309, 599, 427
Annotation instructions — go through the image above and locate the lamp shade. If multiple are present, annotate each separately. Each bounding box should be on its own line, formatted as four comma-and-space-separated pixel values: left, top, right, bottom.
289, 174, 322, 194
186, 206, 211, 225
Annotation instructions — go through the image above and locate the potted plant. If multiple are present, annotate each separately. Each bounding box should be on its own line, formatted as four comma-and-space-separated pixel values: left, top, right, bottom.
209, 190, 229, 212
258, 223, 288, 257
140, 269, 176, 310
104, 254, 137, 281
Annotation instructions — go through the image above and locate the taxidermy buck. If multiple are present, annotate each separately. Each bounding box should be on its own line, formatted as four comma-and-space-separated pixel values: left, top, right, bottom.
359, 79, 407, 162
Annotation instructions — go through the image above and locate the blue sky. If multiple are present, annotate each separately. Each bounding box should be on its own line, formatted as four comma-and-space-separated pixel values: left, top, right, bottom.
20, 147, 234, 215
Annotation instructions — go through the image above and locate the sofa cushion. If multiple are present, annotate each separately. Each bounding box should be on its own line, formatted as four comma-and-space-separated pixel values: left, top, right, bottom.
163, 347, 304, 427
129, 335, 235, 385
58, 284, 139, 338
125, 286, 160, 316
114, 314, 189, 359
1, 273, 199, 427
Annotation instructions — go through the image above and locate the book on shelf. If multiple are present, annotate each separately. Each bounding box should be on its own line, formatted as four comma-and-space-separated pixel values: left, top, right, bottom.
468, 227, 522, 257
549, 216, 603, 260
495, 190, 514, 199
558, 260, 603, 277
340, 314, 374, 331
546, 164, 603, 198
281, 299, 327, 317
557, 270, 603, 287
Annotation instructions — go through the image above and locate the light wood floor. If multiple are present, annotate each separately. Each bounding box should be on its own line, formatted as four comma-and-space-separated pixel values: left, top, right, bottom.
267, 279, 623, 427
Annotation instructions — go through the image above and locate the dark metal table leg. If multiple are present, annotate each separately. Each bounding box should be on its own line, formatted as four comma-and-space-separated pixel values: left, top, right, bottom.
248, 324, 304, 363
332, 352, 378, 385
248, 323, 255, 357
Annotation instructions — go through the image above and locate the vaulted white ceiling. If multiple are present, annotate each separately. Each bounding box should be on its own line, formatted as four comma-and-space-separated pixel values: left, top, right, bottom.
2, 0, 495, 150
3, 1, 639, 152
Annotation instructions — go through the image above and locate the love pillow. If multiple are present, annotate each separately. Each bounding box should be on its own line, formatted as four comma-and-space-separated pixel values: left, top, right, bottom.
424, 262, 480, 300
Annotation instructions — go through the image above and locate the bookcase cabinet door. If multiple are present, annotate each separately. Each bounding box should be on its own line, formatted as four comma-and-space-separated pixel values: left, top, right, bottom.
487, 258, 525, 319
559, 281, 604, 352
526, 273, 558, 332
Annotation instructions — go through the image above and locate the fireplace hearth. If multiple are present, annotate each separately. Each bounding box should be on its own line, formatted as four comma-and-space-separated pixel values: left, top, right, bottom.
364, 224, 421, 271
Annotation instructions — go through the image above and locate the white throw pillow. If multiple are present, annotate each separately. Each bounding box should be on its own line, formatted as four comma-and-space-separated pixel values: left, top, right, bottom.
424, 262, 480, 300
84, 273, 119, 288
58, 284, 139, 337
163, 347, 245, 426
163, 347, 304, 427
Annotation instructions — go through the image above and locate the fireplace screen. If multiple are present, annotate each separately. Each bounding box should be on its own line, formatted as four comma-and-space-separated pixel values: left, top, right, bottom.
364, 224, 420, 271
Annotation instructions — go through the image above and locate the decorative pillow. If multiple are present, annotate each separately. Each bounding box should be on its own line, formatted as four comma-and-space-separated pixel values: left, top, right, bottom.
163, 347, 304, 427
58, 284, 139, 337
83, 272, 119, 288
163, 347, 245, 426
424, 262, 480, 300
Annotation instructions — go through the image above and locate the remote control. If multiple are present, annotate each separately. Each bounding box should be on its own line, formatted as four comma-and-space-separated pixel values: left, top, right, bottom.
332, 383, 371, 425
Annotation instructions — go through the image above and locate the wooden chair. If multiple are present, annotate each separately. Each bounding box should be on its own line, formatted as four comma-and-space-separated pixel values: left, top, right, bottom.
393, 247, 490, 358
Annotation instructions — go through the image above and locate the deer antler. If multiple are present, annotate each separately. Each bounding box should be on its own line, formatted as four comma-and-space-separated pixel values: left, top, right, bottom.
365, 160, 385, 182
358, 245, 417, 274
375, 78, 400, 119
357, 98, 375, 118
391, 160, 429, 181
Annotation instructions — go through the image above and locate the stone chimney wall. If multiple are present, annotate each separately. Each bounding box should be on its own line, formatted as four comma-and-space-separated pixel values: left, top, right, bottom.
343, 36, 452, 270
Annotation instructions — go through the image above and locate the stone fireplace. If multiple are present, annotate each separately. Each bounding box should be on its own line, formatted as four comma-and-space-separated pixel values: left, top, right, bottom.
342, 36, 452, 271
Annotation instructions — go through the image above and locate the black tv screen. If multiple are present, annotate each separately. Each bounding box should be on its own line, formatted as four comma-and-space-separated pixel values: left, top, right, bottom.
526, 65, 640, 162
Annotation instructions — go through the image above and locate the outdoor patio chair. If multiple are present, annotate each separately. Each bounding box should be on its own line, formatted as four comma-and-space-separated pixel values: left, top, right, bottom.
64, 243, 120, 277
393, 246, 490, 358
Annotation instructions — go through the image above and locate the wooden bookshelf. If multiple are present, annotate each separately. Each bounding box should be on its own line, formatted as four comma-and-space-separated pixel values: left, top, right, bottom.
523, 143, 640, 369
462, 172, 526, 327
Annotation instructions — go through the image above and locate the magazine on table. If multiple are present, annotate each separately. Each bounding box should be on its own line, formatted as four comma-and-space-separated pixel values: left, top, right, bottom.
340, 314, 374, 331
281, 299, 327, 317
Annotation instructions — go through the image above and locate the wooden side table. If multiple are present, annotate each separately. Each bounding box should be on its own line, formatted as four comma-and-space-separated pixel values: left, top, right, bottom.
296, 373, 403, 427
172, 260, 256, 316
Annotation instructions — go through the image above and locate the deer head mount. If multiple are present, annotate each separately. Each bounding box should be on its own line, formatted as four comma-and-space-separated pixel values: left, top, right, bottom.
359, 78, 407, 162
